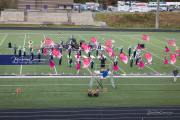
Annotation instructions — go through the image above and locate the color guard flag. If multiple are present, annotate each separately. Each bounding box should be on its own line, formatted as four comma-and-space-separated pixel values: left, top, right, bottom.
145, 52, 152, 64
119, 53, 128, 64
83, 58, 90, 68
91, 37, 97, 45
44, 38, 54, 46
170, 54, 176, 64
105, 47, 115, 57
52, 48, 61, 58
168, 39, 176, 47
81, 43, 91, 54
105, 39, 113, 48
142, 34, 150, 41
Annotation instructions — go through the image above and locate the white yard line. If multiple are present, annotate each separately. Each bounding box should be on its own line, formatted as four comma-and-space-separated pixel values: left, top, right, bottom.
0, 33, 8, 47
42, 33, 58, 75
20, 34, 27, 75
0, 75, 179, 79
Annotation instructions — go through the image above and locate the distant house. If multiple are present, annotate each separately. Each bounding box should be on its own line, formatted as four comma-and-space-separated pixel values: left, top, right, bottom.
17, 0, 74, 11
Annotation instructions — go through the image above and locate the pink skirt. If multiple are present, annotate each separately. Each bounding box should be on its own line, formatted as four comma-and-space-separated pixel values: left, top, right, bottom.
113, 65, 119, 71
76, 64, 81, 70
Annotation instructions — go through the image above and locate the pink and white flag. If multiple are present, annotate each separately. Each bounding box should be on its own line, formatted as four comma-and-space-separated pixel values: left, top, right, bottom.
145, 52, 152, 64
168, 39, 176, 47
170, 54, 176, 64
119, 53, 128, 64
105, 47, 115, 57
44, 38, 54, 46
81, 43, 91, 54
91, 37, 97, 45
83, 58, 90, 68
142, 34, 150, 41
52, 48, 61, 58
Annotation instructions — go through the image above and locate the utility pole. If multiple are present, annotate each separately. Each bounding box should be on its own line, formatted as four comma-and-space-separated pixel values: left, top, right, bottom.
155, 0, 160, 29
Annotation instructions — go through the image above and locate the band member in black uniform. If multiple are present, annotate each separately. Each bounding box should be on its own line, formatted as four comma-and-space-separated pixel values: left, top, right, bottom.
99, 54, 106, 68
14, 44, 17, 55
128, 47, 132, 57
59, 56, 62, 66
37, 50, 41, 62
30, 52, 34, 61
8, 42, 12, 48
18, 48, 22, 57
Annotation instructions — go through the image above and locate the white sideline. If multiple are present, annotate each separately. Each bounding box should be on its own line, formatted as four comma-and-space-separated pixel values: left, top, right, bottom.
0, 75, 179, 79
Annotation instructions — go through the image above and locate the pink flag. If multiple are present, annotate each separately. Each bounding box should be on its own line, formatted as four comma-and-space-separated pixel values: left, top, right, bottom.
44, 38, 54, 46
49, 60, 55, 69
145, 52, 152, 64
91, 37, 97, 44
81, 43, 90, 53
52, 48, 61, 58
168, 39, 176, 47
142, 34, 150, 41
175, 49, 180, 57
83, 58, 90, 68
170, 54, 176, 64
119, 53, 128, 64
105, 39, 113, 48
105, 47, 115, 57
138, 60, 145, 69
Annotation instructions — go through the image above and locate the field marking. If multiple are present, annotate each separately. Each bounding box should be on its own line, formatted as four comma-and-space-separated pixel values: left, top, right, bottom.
0, 33, 8, 47
42, 33, 58, 75
20, 34, 27, 75
0, 75, 179, 79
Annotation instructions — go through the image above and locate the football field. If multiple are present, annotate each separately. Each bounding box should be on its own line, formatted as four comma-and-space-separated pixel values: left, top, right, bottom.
0, 30, 179, 109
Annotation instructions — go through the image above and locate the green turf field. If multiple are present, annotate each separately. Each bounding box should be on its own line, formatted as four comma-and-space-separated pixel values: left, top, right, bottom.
0, 30, 179, 109
0, 30, 179, 75
0, 78, 180, 109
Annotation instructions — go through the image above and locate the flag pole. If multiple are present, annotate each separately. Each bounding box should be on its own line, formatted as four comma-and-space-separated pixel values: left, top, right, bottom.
155, 0, 160, 29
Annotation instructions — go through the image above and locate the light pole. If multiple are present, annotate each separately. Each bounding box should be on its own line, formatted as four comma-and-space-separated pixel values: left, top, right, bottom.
155, 0, 160, 29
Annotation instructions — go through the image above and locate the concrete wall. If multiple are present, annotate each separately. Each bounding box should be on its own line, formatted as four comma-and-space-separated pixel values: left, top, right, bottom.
27, 12, 68, 23
1, 11, 24, 22
72, 12, 94, 25
0, 11, 94, 25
